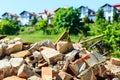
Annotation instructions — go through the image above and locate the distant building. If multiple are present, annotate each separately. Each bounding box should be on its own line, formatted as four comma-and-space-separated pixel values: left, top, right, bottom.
19, 10, 36, 25
0, 18, 2, 21
79, 6, 96, 21
38, 8, 59, 24
113, 3, 120, 15
2, 12, 19, 20
100, 3, 119, 22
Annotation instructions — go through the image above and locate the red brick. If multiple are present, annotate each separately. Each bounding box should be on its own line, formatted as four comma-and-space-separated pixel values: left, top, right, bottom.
110, 57, 120, 66
83, 52, 101, 66
42, 67, 52, 80
69, 59, 87, 75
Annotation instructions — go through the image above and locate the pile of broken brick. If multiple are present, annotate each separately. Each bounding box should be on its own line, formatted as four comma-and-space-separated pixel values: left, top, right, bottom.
0, 36, 120, 80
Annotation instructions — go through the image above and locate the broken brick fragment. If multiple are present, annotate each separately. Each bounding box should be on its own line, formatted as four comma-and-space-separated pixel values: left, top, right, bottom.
110, 57, 120, 66
56, 41, 74, 54
17, 64, 35, 79
83, 52, 103, 67
42, 67, 52, 80
10, 50, 30, 58
39, 46, 62, 64
57, 71, 73, 80
3, 76, 26, 80
9, 58, 24, 75
69, 58, 87, 75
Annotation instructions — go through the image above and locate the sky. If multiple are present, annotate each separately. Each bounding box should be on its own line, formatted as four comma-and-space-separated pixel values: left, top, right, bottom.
0, 0, 120, 17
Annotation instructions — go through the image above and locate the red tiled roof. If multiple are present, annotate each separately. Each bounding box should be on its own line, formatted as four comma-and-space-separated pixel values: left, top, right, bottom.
113, 3, 120, 7
113, 3, 120, 11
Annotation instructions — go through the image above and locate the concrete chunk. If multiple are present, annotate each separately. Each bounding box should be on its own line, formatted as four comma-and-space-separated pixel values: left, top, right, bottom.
10, 58, 24, 67
9, 58, 24, 74
5, 41, 23, 55
33, 51, 43, 60
56, 41, 74, 54
0, 59, 11, 79
39, 47, 62, 64
17, 64, 35, 78
78, 68, 97, 80
29, 40, 55, 53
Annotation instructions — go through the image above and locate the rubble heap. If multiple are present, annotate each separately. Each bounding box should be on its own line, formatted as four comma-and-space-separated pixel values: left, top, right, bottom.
0, 35, 120, 80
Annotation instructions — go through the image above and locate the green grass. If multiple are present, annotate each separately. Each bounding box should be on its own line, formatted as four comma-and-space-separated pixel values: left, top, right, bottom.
6, 30, 80, 43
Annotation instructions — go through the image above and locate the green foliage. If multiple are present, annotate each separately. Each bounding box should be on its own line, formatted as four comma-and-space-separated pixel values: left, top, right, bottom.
88, 24, 97, 36
89, 9, 109, 35
31, 16, 38, 25
118, 16, 120, 22
52, 7, 82, 35
81, 24, 90, 36
20, 26, 36, 34
95, 19, 110, 34
103, 23, 120, 58
83, 16, 91, 23
36, 19, 48, 33
95, 9, 109, 34
113, 10, 119, 22
95, 9, 104, 21
0, 20, 19, 35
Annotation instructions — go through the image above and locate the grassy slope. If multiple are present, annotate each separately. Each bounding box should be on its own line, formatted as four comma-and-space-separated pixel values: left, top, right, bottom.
7, 31, 80, 43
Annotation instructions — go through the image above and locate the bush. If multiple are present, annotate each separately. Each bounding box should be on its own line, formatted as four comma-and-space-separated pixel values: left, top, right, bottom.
20, 26, 36, 34
103, 23, 120, 58
0, 20, 19, 35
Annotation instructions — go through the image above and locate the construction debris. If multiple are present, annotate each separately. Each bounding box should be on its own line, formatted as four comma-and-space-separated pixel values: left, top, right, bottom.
0, 34, 120, 80
39, 46, 62, 64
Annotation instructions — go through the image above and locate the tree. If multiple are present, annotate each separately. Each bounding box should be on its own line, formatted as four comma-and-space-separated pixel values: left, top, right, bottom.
95, 9, 110, 34
113, 10, 119, 22
0, 19, 19, 35
83, 16, 90, 23
95, 9, 104, 22
82, 24, 90, 36
103, 23, 120, 58
52, 7, 82, 35
31, 16, 38, 25
36, 19, 48, 34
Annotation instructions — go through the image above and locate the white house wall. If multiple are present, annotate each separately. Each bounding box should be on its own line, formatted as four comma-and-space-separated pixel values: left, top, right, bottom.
103, 5, 114, 21
80, 7, 89, 18
18, 18, 29, 25
19, 12, 31, 25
